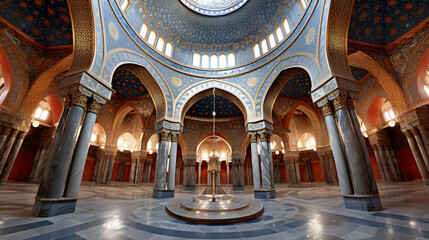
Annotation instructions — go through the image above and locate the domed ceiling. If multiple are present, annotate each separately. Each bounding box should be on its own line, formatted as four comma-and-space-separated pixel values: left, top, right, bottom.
180, 0, 247, 16
125, 0, 304, 65
112, 70, 149, 99
186, 95, 243, 119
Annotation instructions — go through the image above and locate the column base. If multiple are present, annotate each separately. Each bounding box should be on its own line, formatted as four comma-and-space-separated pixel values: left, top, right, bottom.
153, 190, 175, 198
233, 186, 245, 191
182, 186, 195, 191
343, 194, 382, 211
32, 197, 77, 217
254, 190, 276, 199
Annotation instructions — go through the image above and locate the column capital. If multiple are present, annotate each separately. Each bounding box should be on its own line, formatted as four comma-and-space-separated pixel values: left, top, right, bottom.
87, 99, 101, 113
346, 97, 355, 110
249, 132, 258, 143
409, 127, 420, 136
403, 130, 413, 138
320, 103, 334, 116
71, 91, 88, 108
64, 94, 72, 108
170, 131, 179, 142
332, 95, 347, 111
259, 131, 271, 142
158, 130, 170, 141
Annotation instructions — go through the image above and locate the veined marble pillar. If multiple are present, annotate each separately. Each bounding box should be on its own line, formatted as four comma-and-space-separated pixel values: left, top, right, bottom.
129, 157, 137, 183
64, 99, 100, 198
322, 95, 381, 211
116, 159, 125, 182
0, 129, 19, 175
347, 99, 378, 193
145, 160, 152, 183
249, 133, 261, 190
0, 131, 27, 183
182, 157, 196, 190
304, 158, 314, 182
232, 158, 244, 190
226, 161, 230, 184
317, 147, 338, 184
284, 152, 301, 186
153, 130, 172, 198
167, 132, 178, 190
253, 131, 275, 199
0, 127, 10, 151
404, 130, 429, 185
320, 102, 353, 195
411, 128, 429, 171
198, 162, 202, 184
105, 152, 117, 184
43, 91, 88, 198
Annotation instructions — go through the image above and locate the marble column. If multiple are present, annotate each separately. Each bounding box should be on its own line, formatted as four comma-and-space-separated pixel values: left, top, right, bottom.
334, 96, 375, 195
0, 129, 19, 175
259, 133, 271, 190
226, 161, 230, 184
116, 159, 125, 182
145, 160, 152, 183
0, 127, 11, 152
64, 99, 100, 198
317, 147, 337, 184
347, 98, 378, 193
175, 161, 181, 185
371, 143, 387, 182
249, 133, 261, 190
0, 131, 27, 183
129, 158, 137, 183
43, 91, 88, 198
105, 153, 116, 184
411, 128, 429, 171
320, 102, 353, 195
198, 162, 201, 184
153, 130, 172, 198
284, 154, 300, 187
304, 158, 314, 182
39, 96, 72, 195
92, 157, 100, 182
167, 132, 178, 190
267, 135, 275, 188
404, 130, 429, 185
182, 157, 196, 190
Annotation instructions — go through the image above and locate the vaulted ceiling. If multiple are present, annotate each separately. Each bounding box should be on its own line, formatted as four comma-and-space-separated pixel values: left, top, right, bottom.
0, 0, 72, 47
348, 0, 428, 46
112, 69, 149, 99
186, 95, 243, 119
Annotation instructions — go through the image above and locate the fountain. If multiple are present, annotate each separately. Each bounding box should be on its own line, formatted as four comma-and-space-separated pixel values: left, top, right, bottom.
165, 88, 264, 224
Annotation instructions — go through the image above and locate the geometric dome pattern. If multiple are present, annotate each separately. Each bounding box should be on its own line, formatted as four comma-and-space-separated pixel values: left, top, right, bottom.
280, 71, 312, 99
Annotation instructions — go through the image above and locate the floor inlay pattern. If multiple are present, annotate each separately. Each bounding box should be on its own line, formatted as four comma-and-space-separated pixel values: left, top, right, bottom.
0, 181, 429, 239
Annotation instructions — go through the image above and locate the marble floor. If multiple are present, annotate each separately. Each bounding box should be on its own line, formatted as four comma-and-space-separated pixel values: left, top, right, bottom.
0, 181, 429, 240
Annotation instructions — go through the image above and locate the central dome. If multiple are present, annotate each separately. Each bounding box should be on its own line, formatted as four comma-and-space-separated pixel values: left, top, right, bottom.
179, 0, 247, 16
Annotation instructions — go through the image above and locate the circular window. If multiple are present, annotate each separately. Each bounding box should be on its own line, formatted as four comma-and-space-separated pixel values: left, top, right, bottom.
180, 0, 247, 16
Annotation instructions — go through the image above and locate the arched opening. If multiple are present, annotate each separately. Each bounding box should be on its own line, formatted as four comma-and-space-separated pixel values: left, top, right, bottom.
416, 47, 429, 101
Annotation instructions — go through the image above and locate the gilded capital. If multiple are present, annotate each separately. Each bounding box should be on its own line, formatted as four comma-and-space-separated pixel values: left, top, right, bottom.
259, 132, 267, 142
87, 100, 101, 114
410, 128, 420, 136
160, 131, 170, 141
321, 103, 333, 116
332, 96, 347, 111
171, 132, 179, 142
2, 127, 12, 135
72, 91, 88, 108
17, 131, 27, 139
64, 95, 72, 108
249, 133, 257, 143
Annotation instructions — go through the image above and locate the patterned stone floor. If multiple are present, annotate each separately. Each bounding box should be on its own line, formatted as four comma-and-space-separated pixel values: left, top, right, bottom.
0, 181, 429, 239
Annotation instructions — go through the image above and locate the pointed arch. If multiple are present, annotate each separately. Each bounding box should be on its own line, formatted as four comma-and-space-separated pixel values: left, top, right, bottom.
110, 103, 144, 146
348, 51, 407, 113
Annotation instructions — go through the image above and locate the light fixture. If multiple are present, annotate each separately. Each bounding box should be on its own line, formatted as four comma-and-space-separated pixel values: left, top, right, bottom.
275, 151, 279, 155
149, 150, 153, 154
388, 120, 396, 127
32, 120, 40, 128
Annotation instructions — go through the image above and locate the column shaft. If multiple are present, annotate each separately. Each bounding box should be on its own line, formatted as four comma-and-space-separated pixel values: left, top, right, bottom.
0, 129, 19, 174
0, 131, 27, 183
250, 141, 261, 190
405, 132, 429, 184
260, 139, 271, 190
64, 104, 98, 198
168, 140, 178, 190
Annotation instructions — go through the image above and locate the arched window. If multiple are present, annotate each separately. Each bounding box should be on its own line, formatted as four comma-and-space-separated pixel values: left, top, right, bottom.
283, 19, 291, 35
219, 54, 227, 68
210, 54, 218, 68
253, 44, 261, 58
227, 53, 236, 67
156, 37, 165, 52
117, 132, 136, 151
260, 39, 268, 54
193, 53, 201, 67
165, 42, 173, 57
268, 33, 276, 48
120, 0, 130, 12
139, 23, 149, 39
33, 101, 51, 122
275, 27, 284, 42
381, 100, 396, 127
201, 54, 209, 68
147, 30, 157, 46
